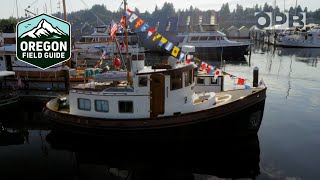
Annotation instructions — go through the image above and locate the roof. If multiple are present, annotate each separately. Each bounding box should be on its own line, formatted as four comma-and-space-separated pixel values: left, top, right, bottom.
137, 17, 178, 32
0, 71, 15, 77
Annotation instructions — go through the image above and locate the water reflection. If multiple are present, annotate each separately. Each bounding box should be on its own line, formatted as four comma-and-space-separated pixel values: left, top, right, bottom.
0, 100, 266, 179
46, 130, 261, 180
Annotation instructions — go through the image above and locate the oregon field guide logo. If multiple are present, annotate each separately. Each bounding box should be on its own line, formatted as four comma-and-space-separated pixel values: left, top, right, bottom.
16, 14, 71, 69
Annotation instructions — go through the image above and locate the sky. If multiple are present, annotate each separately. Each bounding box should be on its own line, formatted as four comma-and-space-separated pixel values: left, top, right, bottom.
0, 0, 319, 19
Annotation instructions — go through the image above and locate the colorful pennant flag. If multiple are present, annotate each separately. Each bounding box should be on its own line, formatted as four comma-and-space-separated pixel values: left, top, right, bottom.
140, 23, 150, 32
200, 62, 207, 71
129, 13, 138, 23
152, 33, 162, 41
165, 42, 174, 51
206, 66, 212, 74
171, 46, 180, 57
178, 51, 186, 62
209, 67, 215, 75
134, 18, 144, 29
120, 16, 126, 27
214, 69, 222, 79
125, 9, 132, 18
147, 27, 155, 39
186, 54, 192, 64
237, 78, 245, 85
158, 37, 168, 47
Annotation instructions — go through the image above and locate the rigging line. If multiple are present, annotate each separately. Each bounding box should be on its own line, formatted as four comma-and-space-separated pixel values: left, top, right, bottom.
28, 0, 39, 7
79, 0, 105, 25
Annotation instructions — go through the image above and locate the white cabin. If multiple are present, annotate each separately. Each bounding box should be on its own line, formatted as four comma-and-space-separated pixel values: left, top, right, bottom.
68, 55, 216, 119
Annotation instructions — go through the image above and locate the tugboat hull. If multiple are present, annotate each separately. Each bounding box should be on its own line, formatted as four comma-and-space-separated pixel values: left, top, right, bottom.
43, 88, 267, 138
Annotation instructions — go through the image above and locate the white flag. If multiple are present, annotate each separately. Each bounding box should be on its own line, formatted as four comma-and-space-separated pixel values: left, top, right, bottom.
129, 13, 138, 23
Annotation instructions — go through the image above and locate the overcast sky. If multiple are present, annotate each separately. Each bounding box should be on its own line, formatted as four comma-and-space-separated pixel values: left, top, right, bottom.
1, 0, 318, 19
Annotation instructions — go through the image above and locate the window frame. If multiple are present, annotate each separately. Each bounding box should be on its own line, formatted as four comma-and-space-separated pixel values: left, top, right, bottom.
78, 98, 91, 111
197, 77, 205, 85
210, 77, 218, 85
138, 76, 148, 87
118, 101, 134, 113
170, 73, 183, 91
94, 100, 109, 113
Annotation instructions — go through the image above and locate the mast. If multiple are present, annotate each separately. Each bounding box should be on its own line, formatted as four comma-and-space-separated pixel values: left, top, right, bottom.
16, 0, 19, 19
62, 0, 67, 21
62, 0, 71, 67
124, 0, 131, 85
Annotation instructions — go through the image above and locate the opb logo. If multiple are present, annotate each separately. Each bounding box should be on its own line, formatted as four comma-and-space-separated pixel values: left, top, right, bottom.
255, 12, 306, 29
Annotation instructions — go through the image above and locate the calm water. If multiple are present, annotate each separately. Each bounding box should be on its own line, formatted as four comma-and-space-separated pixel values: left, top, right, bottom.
1, 43, 320, 179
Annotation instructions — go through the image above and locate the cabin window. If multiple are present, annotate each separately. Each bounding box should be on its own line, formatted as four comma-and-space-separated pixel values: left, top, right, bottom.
190, 36, 200, 41
184, 70, 193, 87
199, 36, 208, 41
208, 36, 216, 40
95, 100, 109, 112
210, 77, 218, 84
119, 101, 133, 113
171, 73, 182, 90
197, 77, 205, 85
138, 76, 148, 87
78, 98, 91, 111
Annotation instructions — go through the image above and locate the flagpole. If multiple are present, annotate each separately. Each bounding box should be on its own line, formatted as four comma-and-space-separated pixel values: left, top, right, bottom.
113, 34, 126, 69
124, 0, 131, 86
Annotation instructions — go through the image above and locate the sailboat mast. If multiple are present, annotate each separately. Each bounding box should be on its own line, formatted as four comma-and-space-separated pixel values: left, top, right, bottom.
62, 0, 67, 21
62, 0, 71, 67
16, 0, 19, 19
124, 0, 131, 85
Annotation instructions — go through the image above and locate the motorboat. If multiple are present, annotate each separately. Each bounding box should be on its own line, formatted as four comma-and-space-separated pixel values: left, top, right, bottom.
177, 24, 250, 61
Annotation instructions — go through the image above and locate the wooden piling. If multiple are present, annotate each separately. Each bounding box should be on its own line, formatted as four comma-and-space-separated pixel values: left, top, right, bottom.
253, 66, 259, 87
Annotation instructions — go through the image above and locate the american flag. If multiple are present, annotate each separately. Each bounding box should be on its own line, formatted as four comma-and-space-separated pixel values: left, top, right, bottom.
110, 20, 119, 38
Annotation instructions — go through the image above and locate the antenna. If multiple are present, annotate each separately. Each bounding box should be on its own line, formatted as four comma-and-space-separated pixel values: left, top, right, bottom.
50, 0, 53, 15
16, 0, 19, 19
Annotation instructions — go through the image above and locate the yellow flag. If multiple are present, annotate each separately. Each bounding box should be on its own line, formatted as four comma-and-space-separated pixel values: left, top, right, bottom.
158, 37, 168, 47
152, 33, 162, 41
171, 46, 180, 57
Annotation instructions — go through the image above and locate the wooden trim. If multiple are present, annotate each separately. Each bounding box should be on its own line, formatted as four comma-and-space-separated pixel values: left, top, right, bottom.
44, 88, 267, 131
137, 64, 197, 76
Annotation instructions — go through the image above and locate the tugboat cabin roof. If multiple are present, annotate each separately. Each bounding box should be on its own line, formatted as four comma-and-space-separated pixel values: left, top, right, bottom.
136, 63, 197, 76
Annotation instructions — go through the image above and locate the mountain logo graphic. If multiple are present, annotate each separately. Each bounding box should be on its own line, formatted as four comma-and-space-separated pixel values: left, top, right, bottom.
16, 14, 71, 70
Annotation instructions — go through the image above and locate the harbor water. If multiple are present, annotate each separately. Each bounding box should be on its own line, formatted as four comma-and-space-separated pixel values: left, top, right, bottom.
1, 42, 320, 179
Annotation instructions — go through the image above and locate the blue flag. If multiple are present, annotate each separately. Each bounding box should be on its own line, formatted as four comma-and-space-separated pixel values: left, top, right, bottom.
245, 85, 251, 90
140, 23, 150, 32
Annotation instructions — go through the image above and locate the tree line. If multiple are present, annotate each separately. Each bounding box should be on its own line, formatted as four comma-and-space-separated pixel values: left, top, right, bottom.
1, 2, 320, 38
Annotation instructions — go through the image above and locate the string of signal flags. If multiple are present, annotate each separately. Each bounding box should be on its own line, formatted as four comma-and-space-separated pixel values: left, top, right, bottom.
116, 8, 250, 87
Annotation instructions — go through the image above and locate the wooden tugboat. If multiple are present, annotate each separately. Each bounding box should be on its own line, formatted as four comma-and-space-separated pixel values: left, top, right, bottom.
43, 1, 267, 137
43, 52, 266, 136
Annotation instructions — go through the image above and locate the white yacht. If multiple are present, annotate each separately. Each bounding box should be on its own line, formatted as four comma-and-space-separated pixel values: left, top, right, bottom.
74, 25, 145, 61
280, 26, 320, 48
177, 24, 250, 61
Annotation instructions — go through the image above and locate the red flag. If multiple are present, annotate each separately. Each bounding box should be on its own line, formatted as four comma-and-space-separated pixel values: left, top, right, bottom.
186, 54, 191, 64
200, 62, 207, 71
120, 16, 126, 27
237, 78, 245, 85
114, 57, 121, 67
121, 41, 125, 51
206, 66, 212, 74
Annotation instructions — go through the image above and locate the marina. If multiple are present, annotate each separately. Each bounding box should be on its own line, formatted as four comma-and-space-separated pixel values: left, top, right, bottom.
1, 0, 320, 179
